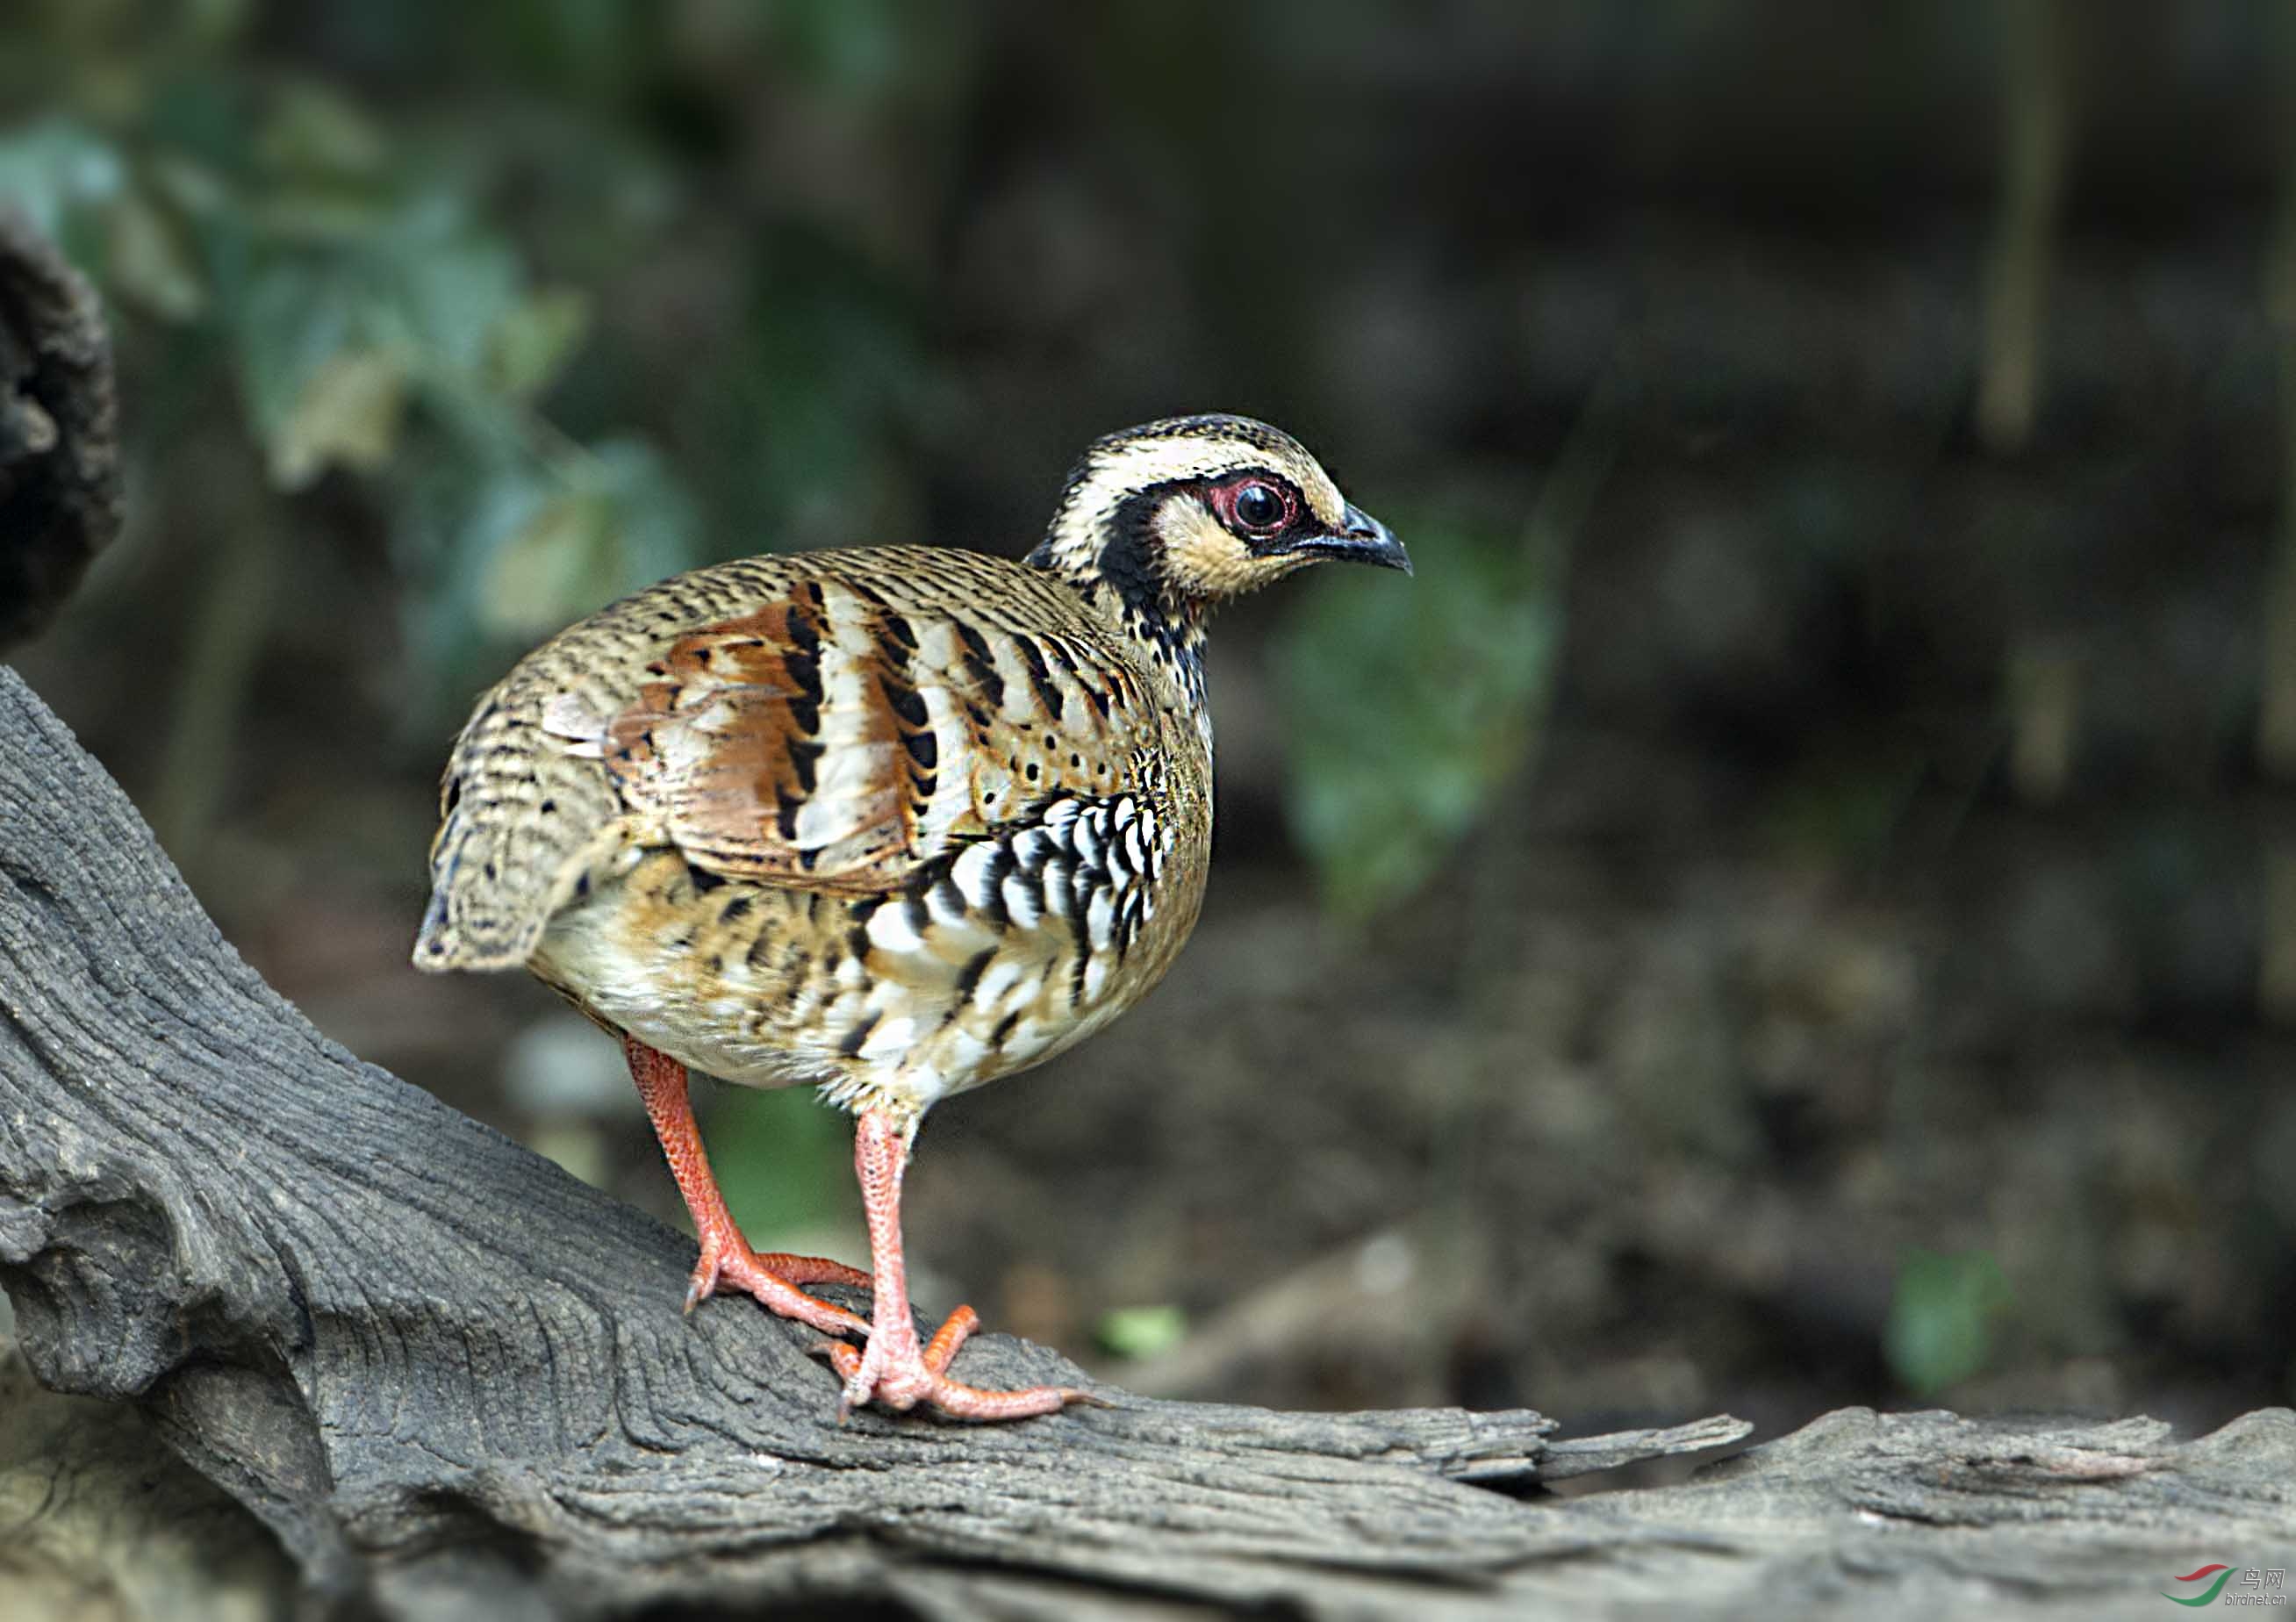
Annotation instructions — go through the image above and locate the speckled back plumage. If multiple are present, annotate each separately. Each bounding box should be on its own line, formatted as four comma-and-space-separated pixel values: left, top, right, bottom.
415, 414, 1403, 1120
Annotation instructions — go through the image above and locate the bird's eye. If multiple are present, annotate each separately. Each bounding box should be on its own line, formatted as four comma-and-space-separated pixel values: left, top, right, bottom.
1231, 481, 1286, 533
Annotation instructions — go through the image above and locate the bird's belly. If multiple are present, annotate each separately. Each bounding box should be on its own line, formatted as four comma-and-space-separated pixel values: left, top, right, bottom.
527, 855, 843, 1089
528, 813, 1204, 1113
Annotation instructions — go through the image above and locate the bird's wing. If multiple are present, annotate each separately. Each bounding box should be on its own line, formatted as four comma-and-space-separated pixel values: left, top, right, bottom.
577, 571, 1155, 892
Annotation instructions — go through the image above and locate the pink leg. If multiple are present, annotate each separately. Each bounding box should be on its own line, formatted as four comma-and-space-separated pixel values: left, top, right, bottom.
824, 1108, 1101, 1422
623, 1037, 870, 1339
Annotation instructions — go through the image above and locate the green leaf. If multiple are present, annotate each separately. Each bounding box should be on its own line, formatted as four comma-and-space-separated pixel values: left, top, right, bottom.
1274, 518, 1559, 919
771, 0, 908, 93
1097, 1304, 1188, 1360
0, 118, 126, 248
585, 437, 707, 586
1884, 1248, 2013, 1395
394, 434, 705, 726
183, 0, 255, 46
226, 197, 563, 487
384, 204, 522, 370
104, 187, 208, 320
267, 346, 410, 487
478, 481, 614, 638
246, 189, 398, 246
486, 286, 592, 399
255, 79, 389, 180
147, 153, 233, 221
233, 258, 363, 477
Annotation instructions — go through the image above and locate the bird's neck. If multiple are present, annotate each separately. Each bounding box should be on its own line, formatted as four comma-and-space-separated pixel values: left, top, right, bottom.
1027, 496, 1210, 715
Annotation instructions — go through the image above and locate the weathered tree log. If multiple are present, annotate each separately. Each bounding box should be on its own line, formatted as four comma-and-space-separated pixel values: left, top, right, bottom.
0, 209, 120, 653
4, 671, 2294, 1620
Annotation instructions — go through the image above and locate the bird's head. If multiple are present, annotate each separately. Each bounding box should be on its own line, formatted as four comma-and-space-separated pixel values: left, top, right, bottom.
1028, 414, 1408, 652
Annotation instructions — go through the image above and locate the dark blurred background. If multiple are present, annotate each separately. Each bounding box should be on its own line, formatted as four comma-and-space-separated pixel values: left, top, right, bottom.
4, 0, 2290, 1442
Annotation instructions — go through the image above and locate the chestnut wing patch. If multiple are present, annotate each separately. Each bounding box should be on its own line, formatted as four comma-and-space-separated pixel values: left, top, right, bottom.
585, 583, 1132, 893
589, 590, 927, 886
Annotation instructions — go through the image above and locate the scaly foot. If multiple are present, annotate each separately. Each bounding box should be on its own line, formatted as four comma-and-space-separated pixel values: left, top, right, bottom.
821, 1305, 1102, 1421
687, 1232, 872, 1338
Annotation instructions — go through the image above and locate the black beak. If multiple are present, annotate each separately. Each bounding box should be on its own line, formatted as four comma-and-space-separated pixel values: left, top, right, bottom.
1297, 504, 1411, 575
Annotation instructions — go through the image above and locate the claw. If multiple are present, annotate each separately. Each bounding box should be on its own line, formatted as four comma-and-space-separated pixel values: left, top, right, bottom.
683, 1254, 717, 1316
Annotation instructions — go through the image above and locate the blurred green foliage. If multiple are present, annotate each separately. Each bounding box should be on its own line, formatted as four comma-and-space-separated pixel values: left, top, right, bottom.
1096, 1303, 1188, 1360
1884, 1248, 2013, 1395
0, 0, 939, 733
0, 92, 671, 721
1272, 369, 1616, 917
1276, 519, 1556, 920
707, 1086, 853, 1243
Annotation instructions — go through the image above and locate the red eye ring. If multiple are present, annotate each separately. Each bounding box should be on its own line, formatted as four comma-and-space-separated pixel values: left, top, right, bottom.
1211, 476, 1296, 537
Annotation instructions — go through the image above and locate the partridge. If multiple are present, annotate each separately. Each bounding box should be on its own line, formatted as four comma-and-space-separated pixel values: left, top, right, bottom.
413, 414, 1409, 1420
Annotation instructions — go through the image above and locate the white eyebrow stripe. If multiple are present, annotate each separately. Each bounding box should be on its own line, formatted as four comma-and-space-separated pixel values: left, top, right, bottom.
1078, 439, 1346, 531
